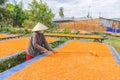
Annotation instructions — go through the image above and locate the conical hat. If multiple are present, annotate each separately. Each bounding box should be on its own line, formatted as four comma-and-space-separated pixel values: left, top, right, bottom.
32, 22, 48, 32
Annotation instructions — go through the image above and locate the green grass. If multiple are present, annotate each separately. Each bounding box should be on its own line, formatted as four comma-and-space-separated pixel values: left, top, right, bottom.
105, 37, 120, 55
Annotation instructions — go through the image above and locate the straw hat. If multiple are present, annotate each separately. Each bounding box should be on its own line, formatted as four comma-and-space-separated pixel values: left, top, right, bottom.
32, 22, 48, 32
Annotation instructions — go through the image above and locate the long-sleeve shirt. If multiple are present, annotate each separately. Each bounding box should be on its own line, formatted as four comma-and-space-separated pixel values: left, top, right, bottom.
27, 32, 53, 57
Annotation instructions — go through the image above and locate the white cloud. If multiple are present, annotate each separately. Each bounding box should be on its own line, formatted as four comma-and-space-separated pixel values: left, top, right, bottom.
9, 0, 120, 18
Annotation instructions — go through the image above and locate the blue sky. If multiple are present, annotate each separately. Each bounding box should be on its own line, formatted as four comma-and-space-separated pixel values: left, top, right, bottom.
9, 0, 120, 18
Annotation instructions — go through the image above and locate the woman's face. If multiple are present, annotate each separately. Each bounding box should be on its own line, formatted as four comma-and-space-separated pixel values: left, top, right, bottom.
39, 30, 44, 33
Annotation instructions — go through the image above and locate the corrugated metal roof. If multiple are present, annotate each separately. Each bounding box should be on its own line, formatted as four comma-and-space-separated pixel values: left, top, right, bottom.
100, 17, 120, 22
53, 17, 93, 22
100, 17, 120, 28
112, 18, 120, 21
53, 17, 73, 22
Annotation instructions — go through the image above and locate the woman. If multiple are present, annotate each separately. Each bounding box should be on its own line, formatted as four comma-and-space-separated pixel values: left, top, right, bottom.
26, 22, 55, 60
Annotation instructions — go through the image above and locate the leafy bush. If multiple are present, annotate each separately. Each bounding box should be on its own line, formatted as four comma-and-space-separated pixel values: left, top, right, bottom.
0, 52, 26, 73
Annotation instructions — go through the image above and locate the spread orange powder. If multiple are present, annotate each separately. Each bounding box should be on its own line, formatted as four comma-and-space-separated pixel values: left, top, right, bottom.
0, 34, 9, 38
0, 37, 57, 58
0, 34, 20, 38
45, 34, 102, 39
7, 40, 120, 80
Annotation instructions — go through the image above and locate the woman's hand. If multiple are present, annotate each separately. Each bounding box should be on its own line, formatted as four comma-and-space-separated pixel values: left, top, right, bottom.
41, 49, 48, 53
51, 50, 58, 54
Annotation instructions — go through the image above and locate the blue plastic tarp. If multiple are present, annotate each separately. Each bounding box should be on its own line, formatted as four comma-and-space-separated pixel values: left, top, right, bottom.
108, 44, 120, 65
106, 27, 120, 33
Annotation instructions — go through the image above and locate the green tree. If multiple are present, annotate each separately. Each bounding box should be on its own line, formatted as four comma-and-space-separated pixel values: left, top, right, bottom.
0, 0, 29, 32
0, 0, 7, 20
59, 7, 64, 18
0, 0, 7, 5
3, 2, 28, 27
87, 12, 90, 18
5, 3, 15, 26
86, 12, 92, 18
25, 0, 55, 28
0, 0, 8, 31
13, 1, 28, 27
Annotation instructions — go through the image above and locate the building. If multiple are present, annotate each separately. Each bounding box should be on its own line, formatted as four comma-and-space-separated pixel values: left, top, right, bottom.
100, 17, 120, 33
53, 17, 92, 25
